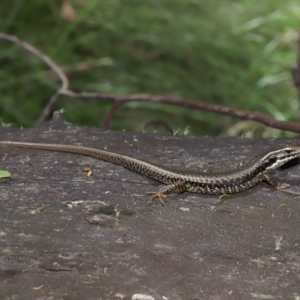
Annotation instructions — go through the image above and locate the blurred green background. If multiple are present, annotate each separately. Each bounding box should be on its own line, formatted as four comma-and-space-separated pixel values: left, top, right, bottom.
0, 0, 299, 136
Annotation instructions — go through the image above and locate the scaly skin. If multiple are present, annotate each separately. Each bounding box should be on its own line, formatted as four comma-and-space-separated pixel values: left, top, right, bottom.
0, 141, 299, 202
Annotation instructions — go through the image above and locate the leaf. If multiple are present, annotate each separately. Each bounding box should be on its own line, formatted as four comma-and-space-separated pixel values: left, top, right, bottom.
0, 170, 11, 178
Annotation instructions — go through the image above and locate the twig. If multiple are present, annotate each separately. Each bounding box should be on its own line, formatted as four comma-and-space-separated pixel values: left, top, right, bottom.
0, 58, 112, 89
36, 92, 61, 125
0, 33, 69, 90
102, 101, 123, 129
1, 32, 300, 133
60, 90, 300, 133
292, 31, 300, 99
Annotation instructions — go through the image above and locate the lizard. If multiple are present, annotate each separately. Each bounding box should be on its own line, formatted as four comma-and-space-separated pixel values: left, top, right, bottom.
0, 141, 299, 203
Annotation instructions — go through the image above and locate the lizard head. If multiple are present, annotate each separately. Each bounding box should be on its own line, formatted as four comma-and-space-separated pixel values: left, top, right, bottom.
262, 145, 300, 171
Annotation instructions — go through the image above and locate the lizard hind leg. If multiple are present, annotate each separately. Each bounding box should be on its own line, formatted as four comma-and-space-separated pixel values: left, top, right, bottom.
146, 180, 187, 205
146, 191, 167, 205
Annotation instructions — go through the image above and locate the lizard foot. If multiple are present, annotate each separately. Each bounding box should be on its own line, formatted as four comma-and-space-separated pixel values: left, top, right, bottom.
276, 183, 290, 189
146, 192, 167, 205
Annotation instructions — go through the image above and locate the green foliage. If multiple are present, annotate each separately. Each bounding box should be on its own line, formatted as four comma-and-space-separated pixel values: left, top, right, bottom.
0, 170, 11, 178
0, 0, 299, 136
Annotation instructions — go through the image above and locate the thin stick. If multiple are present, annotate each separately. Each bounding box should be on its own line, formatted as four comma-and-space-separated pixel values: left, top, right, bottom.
1, 32, 300, 133
0, 33, 69, 90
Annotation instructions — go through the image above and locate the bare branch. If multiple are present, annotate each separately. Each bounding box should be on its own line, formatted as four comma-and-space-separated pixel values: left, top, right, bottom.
60, 90, 300, 133
0, 33, 69, 90
292, 31, 300, 98
35, 92, 61, 125
102, 101, 123, 129
1, 32, 299, 134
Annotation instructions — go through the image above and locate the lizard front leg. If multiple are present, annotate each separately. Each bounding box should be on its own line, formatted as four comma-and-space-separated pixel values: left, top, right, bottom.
261, 174, 290, 189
